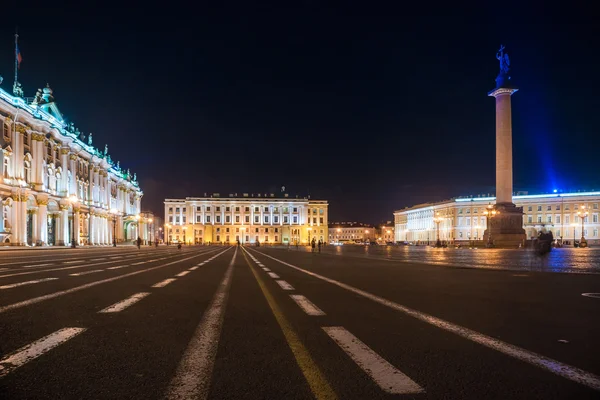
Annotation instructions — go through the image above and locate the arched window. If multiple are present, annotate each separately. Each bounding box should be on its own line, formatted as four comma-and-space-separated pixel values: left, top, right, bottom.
24, 160, 31, 183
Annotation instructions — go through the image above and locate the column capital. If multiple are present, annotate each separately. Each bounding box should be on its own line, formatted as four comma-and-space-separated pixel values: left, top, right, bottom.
488, 87, 518, 98
60, 147, 70, 155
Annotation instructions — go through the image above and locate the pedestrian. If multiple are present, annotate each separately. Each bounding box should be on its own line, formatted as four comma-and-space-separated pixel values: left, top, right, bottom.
318, 240, 321, 253
136, 236, 142, 249
311, 238, 316, 253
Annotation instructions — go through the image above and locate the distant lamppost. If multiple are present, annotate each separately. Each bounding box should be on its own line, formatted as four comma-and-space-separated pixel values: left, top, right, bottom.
69, 195, 78, 248
336, 228, 341, 243
577, 206, 589, 248
183, 226, 187, 245
483, 205, 499, 247
110, 208, 118, 247
433, 213, 443, 247
474, 225, 480, 242
571, 223, 577, 247
365, 229, 370, 244
241, 227, 245, 245
135, 214, 140, 242
159, 227, 163, 244
307, 227, 312, 244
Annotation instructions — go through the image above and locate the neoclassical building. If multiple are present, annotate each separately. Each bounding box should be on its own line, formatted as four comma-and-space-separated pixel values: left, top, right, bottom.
164, 193, 328, 245
0, 81, 143, 246
394, 191, 600, 246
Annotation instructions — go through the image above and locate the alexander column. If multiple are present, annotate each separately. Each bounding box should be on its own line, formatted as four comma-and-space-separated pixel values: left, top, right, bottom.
483, 45, 526, 248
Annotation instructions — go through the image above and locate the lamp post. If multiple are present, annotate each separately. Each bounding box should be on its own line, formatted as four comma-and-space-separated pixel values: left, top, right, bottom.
474, 225, 480, 244
165, 224, 171, 245
433, 213, 443, 247
183, 226, 187, 245
148, 218, 153, 245
159, 227, 163, 244
68, 195, 78, 248
577, 206, 589, 248
307, 227, 312, 244
110, 208, 118, 247
483, 205, 499, 247
135, 214, 140, 243
241, 227, 245, 245
571, 223, 577, 247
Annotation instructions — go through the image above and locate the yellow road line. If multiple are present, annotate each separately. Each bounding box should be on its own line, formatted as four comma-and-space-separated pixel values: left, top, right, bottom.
241, 249, 337, 400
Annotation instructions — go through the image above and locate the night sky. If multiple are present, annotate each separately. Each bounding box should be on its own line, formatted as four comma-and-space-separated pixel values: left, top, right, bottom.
1, 3, 598, 224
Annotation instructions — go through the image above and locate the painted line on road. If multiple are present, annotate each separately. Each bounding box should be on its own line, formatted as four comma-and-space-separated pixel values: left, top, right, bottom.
99, 292, 151, 313
0, 277, 58, 290
22, 263, 53, 268
69, 269, 104, 277
131, 261, 146, 265
106, 265, 129, 270
152, 278, 176, 288
189, 266, 199, 271
0, 327, 86, 378
254, 249, 600, 392
63, 260, 83, 264
582, 293, 600, 299
263, 267, 271, 272
290, 295, 326, 316
166, 248, 238, 400
0, 268, 7, 272
90, 258, 105, 261
267, 272, 280, 279
0, 249, 229, 314
323, 326, 423, 394
176, 271, 190, 277
110, 256, 122, 259
276, 280, 294, 291
241, 247, 337, 400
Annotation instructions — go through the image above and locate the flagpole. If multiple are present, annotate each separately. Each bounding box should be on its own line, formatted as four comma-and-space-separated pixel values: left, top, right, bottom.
14, 33, 18, 87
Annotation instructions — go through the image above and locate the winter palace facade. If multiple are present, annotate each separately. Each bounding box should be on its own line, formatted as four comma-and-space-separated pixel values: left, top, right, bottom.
0, 80, 144, 246
394, 191, 600, 245
164, 193, 328, 245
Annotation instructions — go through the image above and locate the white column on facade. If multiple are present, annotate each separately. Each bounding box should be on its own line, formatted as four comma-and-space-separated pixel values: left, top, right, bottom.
13, 126, 24, 180
31, 209, 39, 245
89, 214, 95, 245
60, 148, 69, 195
19, 195, 27, 245
60, 204, 69, 245
73, 207, 80, 245
70, 154, 78, 196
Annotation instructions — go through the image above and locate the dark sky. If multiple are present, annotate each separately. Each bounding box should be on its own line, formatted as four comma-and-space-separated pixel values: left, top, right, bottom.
1, 3, 599, 224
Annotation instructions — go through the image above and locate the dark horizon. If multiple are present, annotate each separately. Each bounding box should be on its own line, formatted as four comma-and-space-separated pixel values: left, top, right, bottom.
1, 3, 598, 224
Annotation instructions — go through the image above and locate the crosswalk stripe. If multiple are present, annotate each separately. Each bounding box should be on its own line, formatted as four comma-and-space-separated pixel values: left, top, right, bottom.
0, 328, 86, 377
176, 271, 190, 277
267, 272, 279, 279
106, 265, 129, 270
98, 292, 151, 313
290, 295, 325, 316
323, 326, 424, 394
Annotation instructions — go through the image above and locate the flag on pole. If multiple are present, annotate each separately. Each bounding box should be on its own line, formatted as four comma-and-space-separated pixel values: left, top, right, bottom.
16, 43, 22, 68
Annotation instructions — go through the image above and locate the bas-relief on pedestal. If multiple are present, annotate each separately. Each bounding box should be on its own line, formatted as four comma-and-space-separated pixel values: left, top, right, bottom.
483, 45, 526, 248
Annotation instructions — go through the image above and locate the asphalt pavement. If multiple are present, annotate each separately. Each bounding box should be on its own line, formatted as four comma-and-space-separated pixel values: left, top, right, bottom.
1, 244, 600, 399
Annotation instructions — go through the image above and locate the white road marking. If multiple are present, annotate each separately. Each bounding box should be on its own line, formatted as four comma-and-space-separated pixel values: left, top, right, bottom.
106, 265, 129, 270
257, 263, 264, 267
0, 268, 7, 272
22, 263, 53, 268
256, 250, 600, 392
263, 268, 271, 272
0, 327, 86, 377
290, 295, 325, 316
0, 250, 228, 314
0, 277, 58, 290
176, 271, 190, 277
90, 258, 105, 261
275, 280, 294, 291
63, 260, 83, 264
110, 256, 122, 259
131, 261, 146, 265
267, 272, 279, 279
323, 326, 423, 394
189, 266, 199, 271
582, 293, 600, 299
69, 270, 104, 277
152, 278, 176, 288
99, 292, 151, 313
166, 248, 237, 400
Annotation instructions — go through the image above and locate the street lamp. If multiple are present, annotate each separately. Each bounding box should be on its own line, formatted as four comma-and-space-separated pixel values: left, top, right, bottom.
68, 195, 78, 248
433, 213, 443, 247
307, 227, 312, 244
183, 226, 187, 245
110, 208, 118, 247
474, 225, 480, 242
571, 223, 577, 247
241, 227, 245, 245
483, 205, 499, 247
577, 206, 589, 248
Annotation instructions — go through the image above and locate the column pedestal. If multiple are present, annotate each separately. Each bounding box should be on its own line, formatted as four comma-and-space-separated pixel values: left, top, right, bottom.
483, 203, 525, 248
